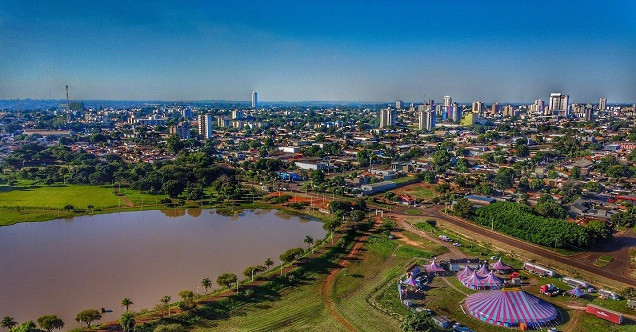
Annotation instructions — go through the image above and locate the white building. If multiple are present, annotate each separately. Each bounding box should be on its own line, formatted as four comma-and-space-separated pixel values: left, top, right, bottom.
549, 93, 569, 116
251, 91, 258, 108
418, 109, 436, 131
197, 114, 214, 139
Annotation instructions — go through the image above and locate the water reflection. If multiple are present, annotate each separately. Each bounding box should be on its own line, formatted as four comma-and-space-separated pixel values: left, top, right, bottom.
0, 209, 325, 327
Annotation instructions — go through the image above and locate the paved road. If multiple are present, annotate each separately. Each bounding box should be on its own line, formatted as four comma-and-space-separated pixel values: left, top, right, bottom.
381, 203, 636, 287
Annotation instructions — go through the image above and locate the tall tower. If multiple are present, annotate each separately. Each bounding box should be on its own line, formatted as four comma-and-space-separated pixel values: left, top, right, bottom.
65, 85, 71, 121
418, 109, 435, 131
396, 100, 404, 109
599, 97, 607, 110
251, 91, 258, 108
549, 93, 569, 115
443, 96, 452, 107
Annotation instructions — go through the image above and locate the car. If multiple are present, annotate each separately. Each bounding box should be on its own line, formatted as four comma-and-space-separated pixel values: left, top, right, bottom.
453, 242, 462, 247
388, 234, 396, 239
490, 256, 499, 260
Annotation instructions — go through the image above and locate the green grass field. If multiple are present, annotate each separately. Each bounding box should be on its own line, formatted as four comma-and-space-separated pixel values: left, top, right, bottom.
593, 255, 614, 267
401, 186, 436, 199
0, 185, 124, 209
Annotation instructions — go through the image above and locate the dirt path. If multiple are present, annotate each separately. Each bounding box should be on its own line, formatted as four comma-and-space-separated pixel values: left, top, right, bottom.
322, 217, 382, 332
113, 188, 134, 207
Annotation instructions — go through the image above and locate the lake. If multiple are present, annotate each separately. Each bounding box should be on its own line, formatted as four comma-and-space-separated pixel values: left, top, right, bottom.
0, 209, 326, 327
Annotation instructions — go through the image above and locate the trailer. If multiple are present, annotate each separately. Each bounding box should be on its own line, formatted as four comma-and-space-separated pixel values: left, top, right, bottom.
562, 277, 590, 289
598, 289, 620, 300
523, 262, 557, 277
585, 304, 623, 324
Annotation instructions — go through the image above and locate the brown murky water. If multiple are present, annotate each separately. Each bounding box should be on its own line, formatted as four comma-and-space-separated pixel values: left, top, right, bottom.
0, 209, 325, 328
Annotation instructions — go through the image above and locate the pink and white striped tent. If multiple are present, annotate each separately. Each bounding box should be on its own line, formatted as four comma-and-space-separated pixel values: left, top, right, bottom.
465, 290, 558, 328
457, 265, 473, 279
424, 260, 445, 273
476, 264, 490, 277
481, 272, 502, 289
491, 258, 511, 271
460, 271, 487, 290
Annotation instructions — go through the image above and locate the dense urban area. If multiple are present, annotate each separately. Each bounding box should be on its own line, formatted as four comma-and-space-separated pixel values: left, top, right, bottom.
1, 94, 635, 332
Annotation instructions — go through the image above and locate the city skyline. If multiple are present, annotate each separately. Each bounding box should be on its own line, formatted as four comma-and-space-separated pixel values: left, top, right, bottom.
0, 1, 634, 102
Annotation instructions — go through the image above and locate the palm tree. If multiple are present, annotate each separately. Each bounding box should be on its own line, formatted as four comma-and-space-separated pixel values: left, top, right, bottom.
201, 277, 212, 293
160, 296, 171, 317
121, 298, 133, 312
1, 317, 17, 329
304, 235, 314, 249
265, 257, 274, 271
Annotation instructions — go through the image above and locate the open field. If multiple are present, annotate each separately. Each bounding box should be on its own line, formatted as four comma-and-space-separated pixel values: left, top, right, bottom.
0, 185, 124, 209
395, 184, 437, 200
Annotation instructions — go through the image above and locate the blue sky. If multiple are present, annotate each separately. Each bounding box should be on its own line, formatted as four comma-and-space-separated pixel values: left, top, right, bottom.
0, 1, 634, 103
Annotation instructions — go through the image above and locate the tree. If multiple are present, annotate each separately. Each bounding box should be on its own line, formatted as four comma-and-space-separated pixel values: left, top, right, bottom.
279, 247, 304, 264
570, 166, 581, 180
453, 198, 474, 218
216, 273, 238, 290
120, 312, 135, 332
265, 258, 274, 271
162, 180, 185, 199
515, 144, 529, 157
37, 315, 64, 332
1, 317, 17, 329
587, 220, 612, 241
121, 298, 133, 312
75, 309, 102, 328
201, 277, 212, 293
350, 210, 366, 222
166, 134, 184, 154
400, 311, 433, 332
304, 235, 314, 249
494, 167, 515, 189
160, 296, 171, 317
178, 290, 196, 311
243, 266, 258, 282
5, 321, 38, 332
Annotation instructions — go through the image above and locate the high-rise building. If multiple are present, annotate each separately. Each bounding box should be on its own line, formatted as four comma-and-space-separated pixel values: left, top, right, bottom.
472, 101, 483, 114
503, 105, 515, 117
170, 122, 191, 139
443, 96, 452, 107
451, 103, 462, 122
599, 97, 607, 110
396, 100, 404, 109
418, 109, 435, 131
379, 108, 396, 128
217, 117, 230, 128
491, 102, 499, 115
251, 91, 258, 108
549, 93, 569, 115
232, 109, 244, 119
584, 104, 594, 121
197, 114, 214, 139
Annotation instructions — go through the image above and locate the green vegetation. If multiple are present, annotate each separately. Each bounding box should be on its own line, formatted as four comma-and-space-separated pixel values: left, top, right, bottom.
593, 255, 614, 267
402, 186, 436, 199
0, 185, 123, 209
404, 209, 421, 215
474, 202, 600, 248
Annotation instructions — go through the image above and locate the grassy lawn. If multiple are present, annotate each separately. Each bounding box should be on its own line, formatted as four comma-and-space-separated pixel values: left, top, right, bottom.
594, 255, 614, 267
404, 208, 422, 215
401, 186, 436, 199
393, 176, 416, 185
0, 185, 124, 209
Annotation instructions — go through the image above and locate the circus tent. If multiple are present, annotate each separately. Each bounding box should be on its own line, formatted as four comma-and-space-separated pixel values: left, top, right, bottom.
460, 271, 487, 290
481, 272, 502, 289
476, 264, 490, 277
424, 260, 445, 273
465, 290, 558, 328
566, 287, 585, 298
491, 258, 512, 271
457, 265, 473, 279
